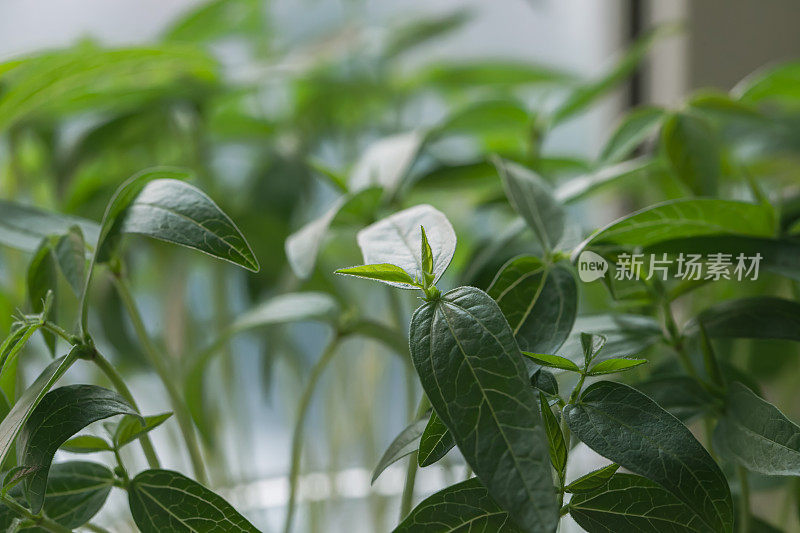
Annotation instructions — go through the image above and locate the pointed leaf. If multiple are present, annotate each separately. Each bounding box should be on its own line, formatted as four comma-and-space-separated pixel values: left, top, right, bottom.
635, 376, 714, 422
417, 412, 455, 467
335, 264, 418, 288
662, 112, 721, 196
60, 435, 113, 454
488, 256, 577, 354
587, 357, 647, 376
600, 107, 666, 164
27, 239, 57, 355
357, 205, 455, 289
129, 469, 259, 532
0, 200, 99, 253
580, 333, 607, 366
564, 381, 733, 532
555, 157, 655, 203
230, 292, 340, 333
539, 393, 566, 476
494, 158, 565, 252
564, 463, 619, 493
372, 416, 428, 484
522, 352, 581, 373
569, 473, 710, 532
688, 297, 800, 342
410, 286, 558, 531
17, 384, 141, 513
714, 382, 800, 475
394, 478, 523, 533
36, 461, 114, 528
54, 226, 87, 297
530, 369, 559, 396
114, 412, 172, 449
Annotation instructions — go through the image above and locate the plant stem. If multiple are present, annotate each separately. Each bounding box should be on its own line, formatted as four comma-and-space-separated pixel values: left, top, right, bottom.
91, 351, 160, 469
0, 495, 73, 533
283, 333, 342, 533
112, 274, 208, 485
737, 466, 750, 533
399, 395, 430, 520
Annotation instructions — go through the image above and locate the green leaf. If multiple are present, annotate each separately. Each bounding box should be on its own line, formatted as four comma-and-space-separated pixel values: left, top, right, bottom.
522, 352, 581, 373
114, 412, 172, 449
409, 60, 575, 92
564, 463, 619, 493
735, 61, 800, 107
420, 226, 435, 284
580, 333, 607, 367
554, 157, 656, 203
417, 412, 455, 467
539, 393, 566, 476
0, 200, 99, 253
0, 350, 77, 471
561, 315, 661, 359
575, 198, 775, 254
164, 0, 267, 43
564, 381, 733, 532
410, 286, 558, 531
599, 107, 666, 163
549, 24, 679, 126
587, 357, 647, 376
372, 416, 428, 484
35, 461, 114, 528
714, 382, 800, 475
393, 478, 523, 533
357, 205, 456, 289
284, 187, 381, 279
335, 264, 419, 288
687, 297, 800, 342
569, 473, 710, 532
487, 256, 577, 354
0, 324, 39, 378
662, 112, 722, 196
635, 376, 714, 422
26, 239, 57, 355
17, 384, 141, 513
60, 435, 113, 454
53, 227, 87, 297
96, 170, 258, 271
382, 9, 472, 60
129, 469, 259, 532
494, 158, 565, 252
530, 369, 559, 396
349, 131, 424, 196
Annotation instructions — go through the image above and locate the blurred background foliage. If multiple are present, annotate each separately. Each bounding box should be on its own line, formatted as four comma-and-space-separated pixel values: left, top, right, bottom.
1, 0, 800, 531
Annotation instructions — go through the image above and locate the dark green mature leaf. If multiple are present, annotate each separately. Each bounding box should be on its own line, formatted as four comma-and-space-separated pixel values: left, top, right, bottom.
372, 416, 428, 484
417, 412, 455, 467
488, 256, 577, 354
36, 461, 114, 528
129, 469, 259, 532
0, 351, 77, 470
575, 199, 775, 255
26, 239, 57, 355
410, 286, 558, 531
564, 381, 733, 532
530, 369, 559, 396
662, 112, 722, 196
587, 357, 647, 376
357, 205, 456, 289
559, 314, 662, 362
714, 382, 800, 475
285, 187, 381, 279
600, 107, 666, 163
523, 352, 580, 372
60, 436, 113, 454
635, 376, 714, 422
0, 200, 99, 253
114, 412, 172, 449
569, 473, 709, 532
394, 478, 523, 533
335, 264, 418, 288
17, 384, 140, 513
687, 297, 800, 342
539, 393, 566, 476
564, 464, 619, 493
494, 158, 565, 252
53, 227, 86, 297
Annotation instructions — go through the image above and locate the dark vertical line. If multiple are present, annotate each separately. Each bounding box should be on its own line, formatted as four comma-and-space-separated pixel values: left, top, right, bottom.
628, 0, 644, 108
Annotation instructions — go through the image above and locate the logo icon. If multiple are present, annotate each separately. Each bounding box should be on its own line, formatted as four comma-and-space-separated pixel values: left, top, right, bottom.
578, 251, 608, 282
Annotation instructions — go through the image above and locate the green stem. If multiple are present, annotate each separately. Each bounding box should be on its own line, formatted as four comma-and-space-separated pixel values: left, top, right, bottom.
0, 495, 73, 533
92, 352, 160, 469
112, 274, 207, 485
400, 395, 430, 520
283, 334, 342, 533
737, 466, 750, 533
113, 447, 130, 483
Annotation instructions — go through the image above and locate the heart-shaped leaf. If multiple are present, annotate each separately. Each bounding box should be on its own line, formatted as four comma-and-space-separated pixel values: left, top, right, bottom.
17, 384, 141, 512
410, 286, 558, 531
714, 382, 800, 475
564, 381, 733, 532
372, 416, 428, 484
488, 256, 577, 354
417, 412, 455, 467
357, 205, 455, 288
394, 478, 523, 533
128, 469, 259, 532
